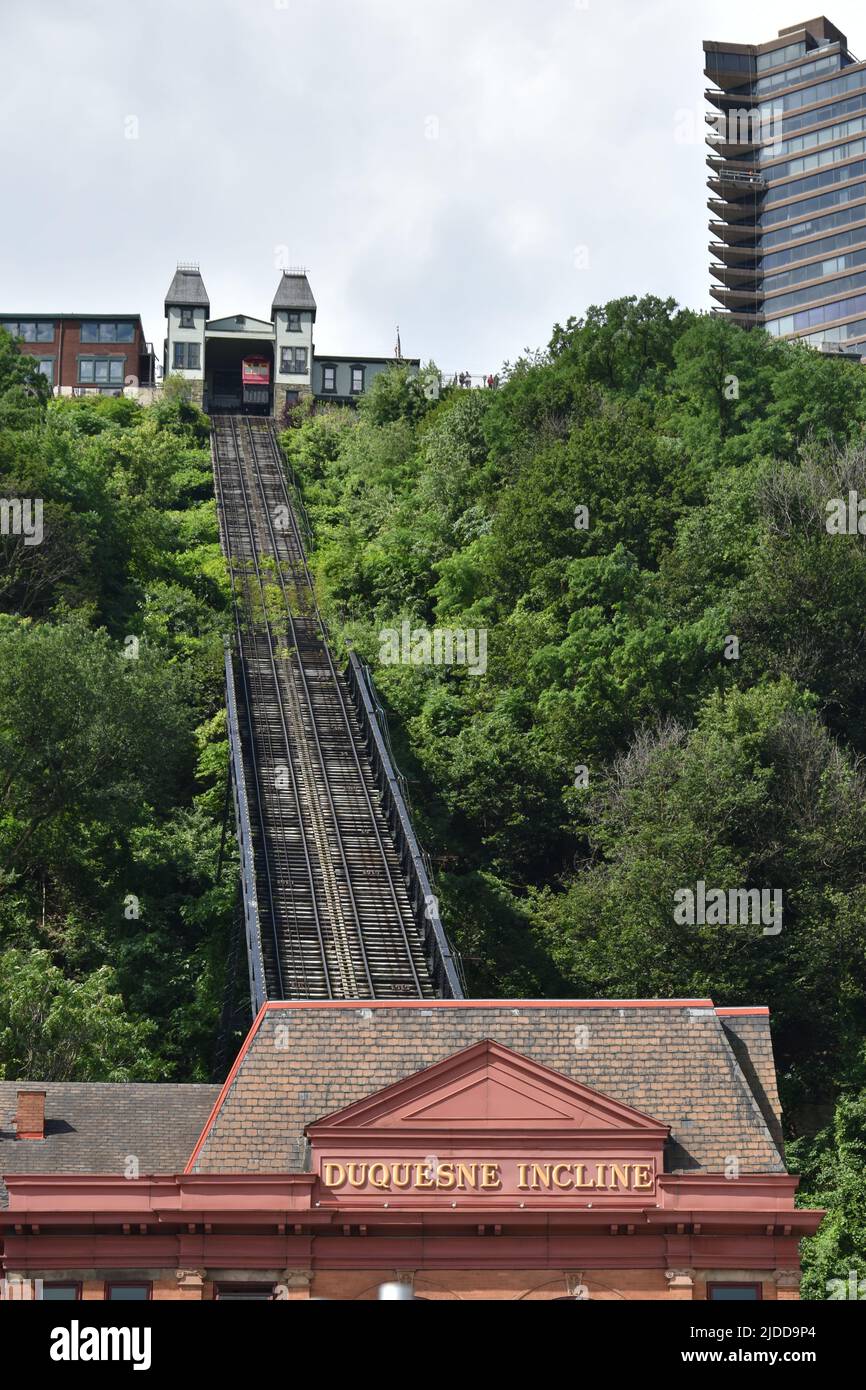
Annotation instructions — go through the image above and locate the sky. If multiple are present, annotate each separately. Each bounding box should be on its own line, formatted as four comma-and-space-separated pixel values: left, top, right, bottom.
2, 0, 866, 375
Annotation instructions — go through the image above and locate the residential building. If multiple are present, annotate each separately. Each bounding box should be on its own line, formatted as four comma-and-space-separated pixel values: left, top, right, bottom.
0, 315, 156, 394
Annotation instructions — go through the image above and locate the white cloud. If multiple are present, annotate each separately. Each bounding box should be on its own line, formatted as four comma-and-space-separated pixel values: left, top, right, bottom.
2, 0, 865, 371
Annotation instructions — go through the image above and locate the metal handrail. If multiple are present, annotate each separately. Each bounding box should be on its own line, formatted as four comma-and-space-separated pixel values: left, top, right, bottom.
712, 169, 766, 186
344, 650, 465, 998
224, 643, 267, 1014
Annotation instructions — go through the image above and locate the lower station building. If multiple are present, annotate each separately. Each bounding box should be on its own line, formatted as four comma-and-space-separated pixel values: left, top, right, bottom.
0, 999, 822, 1301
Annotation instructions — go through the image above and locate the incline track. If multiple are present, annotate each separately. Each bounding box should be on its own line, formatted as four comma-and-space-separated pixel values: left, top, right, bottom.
213, 414, 436, 1000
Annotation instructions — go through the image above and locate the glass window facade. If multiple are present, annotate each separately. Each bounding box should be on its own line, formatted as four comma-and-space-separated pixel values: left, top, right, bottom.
754, 51, 841, 97
712, 52, 754, 74
764, 130, 866, 184
764, 150, 866, 206
761, 197, 866, 248
765, 264, 866, 312
764, 243, 866, 290
799, 314, 866, 344
2, 320, 54, 341
756, 41, 807, 73
765, 289, 866, 335
709, 27, 866, 348
763, 220, 866, 271
774, 88, 866, 141
81, 322, 135, 343
758, 65, 866, 119
761, 112, 866, 163
173, 342, 201, 370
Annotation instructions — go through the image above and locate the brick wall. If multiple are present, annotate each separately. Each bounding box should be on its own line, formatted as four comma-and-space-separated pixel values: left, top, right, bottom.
8, 318, 152, 389
1, 1266, 797, 1300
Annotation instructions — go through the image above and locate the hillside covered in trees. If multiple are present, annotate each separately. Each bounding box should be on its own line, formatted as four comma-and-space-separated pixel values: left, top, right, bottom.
0, 332, 237, 1083
280, 298, 866, 1295
3, 298, 866, 1292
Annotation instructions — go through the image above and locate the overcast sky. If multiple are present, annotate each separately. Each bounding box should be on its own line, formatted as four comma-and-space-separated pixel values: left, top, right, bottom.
3, 0, 865, 374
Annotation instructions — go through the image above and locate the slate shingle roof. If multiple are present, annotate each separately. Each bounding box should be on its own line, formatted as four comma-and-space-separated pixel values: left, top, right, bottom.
271, 273, 317, 315
188, 1001, 787, 1176
0, 1003, 787, 1196
717, 1009, 785, 1152
0, 1083, 220, 1207
164, 267, 210, 310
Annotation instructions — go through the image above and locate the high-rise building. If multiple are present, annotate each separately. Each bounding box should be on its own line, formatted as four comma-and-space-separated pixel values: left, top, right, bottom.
704, 16, 866, 354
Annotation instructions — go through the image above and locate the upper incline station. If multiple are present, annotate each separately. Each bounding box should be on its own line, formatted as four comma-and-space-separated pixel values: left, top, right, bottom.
164, 263, 420, 417
2, 265, 420, 417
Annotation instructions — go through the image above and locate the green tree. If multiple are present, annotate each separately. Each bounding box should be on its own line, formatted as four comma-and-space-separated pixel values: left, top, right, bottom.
793, 1082, 866, 1300
0, 948, 158, 1081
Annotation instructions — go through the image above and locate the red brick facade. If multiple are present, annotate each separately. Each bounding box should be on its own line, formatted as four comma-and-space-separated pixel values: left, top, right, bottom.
1, 316, 155, 390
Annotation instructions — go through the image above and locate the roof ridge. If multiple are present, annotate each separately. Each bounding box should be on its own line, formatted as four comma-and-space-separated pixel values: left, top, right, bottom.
711, 1013, 786, 1169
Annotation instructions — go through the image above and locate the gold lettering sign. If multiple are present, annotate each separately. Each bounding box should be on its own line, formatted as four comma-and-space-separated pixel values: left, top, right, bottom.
321, 1160, 655, 1193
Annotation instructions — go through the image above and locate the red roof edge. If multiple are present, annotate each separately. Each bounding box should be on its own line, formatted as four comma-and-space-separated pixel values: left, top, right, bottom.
253, 998, 717, 1012
184, 1004, 269, 1173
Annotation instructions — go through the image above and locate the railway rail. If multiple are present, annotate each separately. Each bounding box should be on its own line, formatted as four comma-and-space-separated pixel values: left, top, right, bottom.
212, 414, 461, 1005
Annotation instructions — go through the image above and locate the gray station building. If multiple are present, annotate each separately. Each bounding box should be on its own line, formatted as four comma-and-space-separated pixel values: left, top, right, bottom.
164, 264, 420, 417
705, 14, 866, 356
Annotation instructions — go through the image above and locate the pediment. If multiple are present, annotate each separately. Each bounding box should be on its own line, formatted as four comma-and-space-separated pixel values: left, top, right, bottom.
206, 314, 275, 334
307, 1040, 668, 1139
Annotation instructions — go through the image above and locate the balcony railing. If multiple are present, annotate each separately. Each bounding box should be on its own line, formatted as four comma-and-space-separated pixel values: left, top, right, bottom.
710, 168, 766, 188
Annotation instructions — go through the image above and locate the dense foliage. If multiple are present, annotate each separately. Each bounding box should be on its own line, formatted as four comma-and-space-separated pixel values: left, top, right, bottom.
281, 299, 866, 1294
4, 296, 866, 1290
0, 336, 237, 1080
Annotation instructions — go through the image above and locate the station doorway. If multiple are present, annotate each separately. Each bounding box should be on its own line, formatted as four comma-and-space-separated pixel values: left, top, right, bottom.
204, 332, 274, 415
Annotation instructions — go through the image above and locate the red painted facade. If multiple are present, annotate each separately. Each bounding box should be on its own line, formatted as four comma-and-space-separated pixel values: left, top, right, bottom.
0, 1034, 823, 1300
242, 355, 271, 385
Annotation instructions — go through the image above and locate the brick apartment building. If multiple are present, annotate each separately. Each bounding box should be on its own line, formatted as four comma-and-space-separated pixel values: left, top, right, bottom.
0, 315, 156, 394
0, 1000, 822, 1302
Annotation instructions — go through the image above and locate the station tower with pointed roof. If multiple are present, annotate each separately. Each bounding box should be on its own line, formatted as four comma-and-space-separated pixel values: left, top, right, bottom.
164, 263, 210, 403
271, 270, 316, 418
162, 263, 419, 417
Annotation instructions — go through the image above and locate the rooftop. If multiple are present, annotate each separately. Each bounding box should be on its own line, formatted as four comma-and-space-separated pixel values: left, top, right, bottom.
188, 999, 786, 1177
164, 264, 210, 311
0, 1083, 220, 1208
271, 272, 317, 316
0, 1000, 788, 1198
